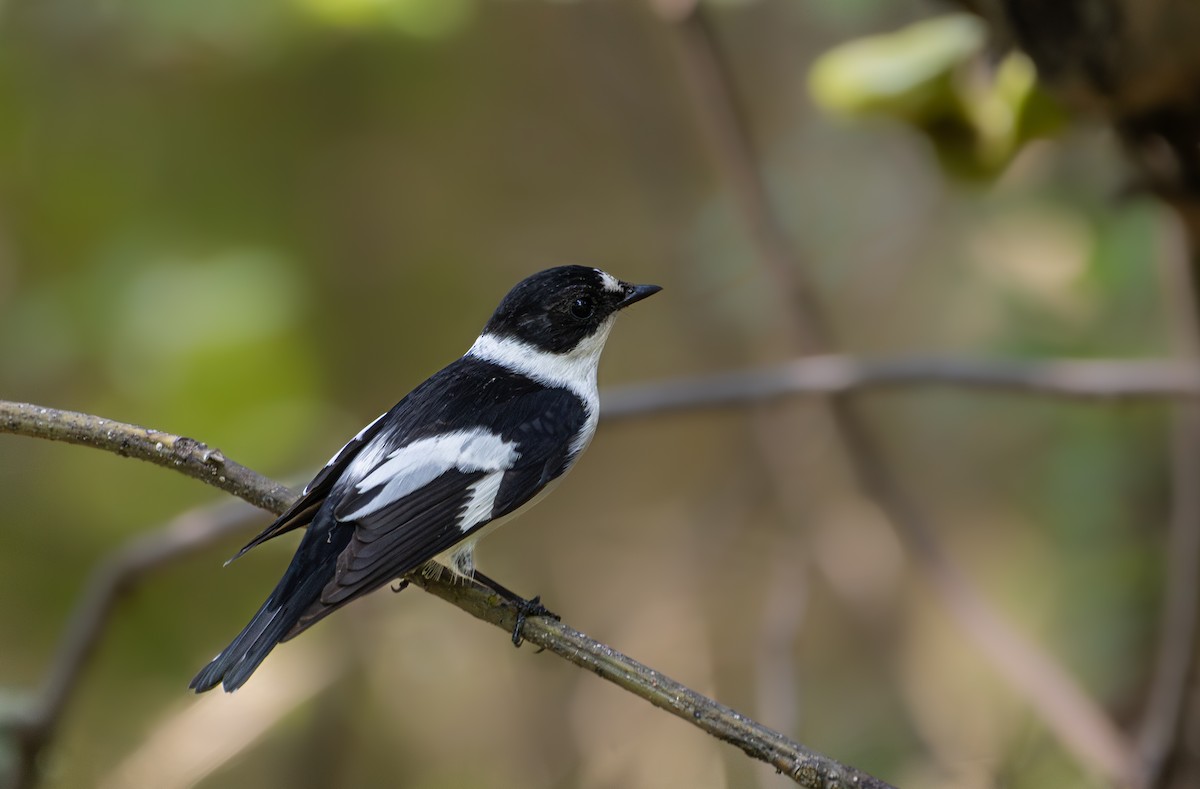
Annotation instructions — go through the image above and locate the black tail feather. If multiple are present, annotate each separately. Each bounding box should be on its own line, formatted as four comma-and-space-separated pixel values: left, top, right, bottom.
189, 596, 291, 693
191, 513, 351, 693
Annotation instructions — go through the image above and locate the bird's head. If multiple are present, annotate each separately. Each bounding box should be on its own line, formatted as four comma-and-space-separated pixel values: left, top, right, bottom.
483, 266, 660, 355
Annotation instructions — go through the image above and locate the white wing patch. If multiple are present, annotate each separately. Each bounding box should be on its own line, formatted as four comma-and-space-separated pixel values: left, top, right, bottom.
460, 471, 506, 532
339, 429, 519, 521
304, 410, 388, 494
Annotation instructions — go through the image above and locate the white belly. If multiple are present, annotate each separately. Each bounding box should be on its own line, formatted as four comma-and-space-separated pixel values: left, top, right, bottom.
429, 474, 568, 581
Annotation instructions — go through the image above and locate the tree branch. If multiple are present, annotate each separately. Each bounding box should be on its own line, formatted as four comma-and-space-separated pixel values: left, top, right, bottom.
1134, 191, 1200, 789
0, 403, 295, 514
0, 402, 896, 789
7, 348, 1188, 786
3, 501, 261, 789
602, 356, 1200, 420
662, 6, 1137, 784
411, 577, 892, 788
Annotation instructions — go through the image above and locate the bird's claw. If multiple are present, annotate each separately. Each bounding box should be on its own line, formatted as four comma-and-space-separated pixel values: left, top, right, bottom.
510, 595, 559, 648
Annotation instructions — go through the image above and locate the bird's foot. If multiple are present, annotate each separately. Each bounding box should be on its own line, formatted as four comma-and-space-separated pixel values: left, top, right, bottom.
509, 595, 559, 648
391, 579, 409, 593
469, 570, 559, 647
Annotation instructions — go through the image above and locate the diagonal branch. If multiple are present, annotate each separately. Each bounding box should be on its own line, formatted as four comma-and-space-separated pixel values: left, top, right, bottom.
0, 400, 896, 789
2, 501, 261, 789
411, 576, 891, 788
662, 6, 1136, 784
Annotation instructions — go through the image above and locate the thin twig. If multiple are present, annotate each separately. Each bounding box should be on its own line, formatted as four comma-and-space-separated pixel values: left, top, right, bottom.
666, 5, 830, 348
602, 356, 1200, 420
0, 404, 896, 789
662, 6, 1136, 784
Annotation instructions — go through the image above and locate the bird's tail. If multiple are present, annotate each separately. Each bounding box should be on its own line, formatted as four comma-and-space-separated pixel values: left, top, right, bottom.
190, 523, 349, 693
189, 574, 314, 692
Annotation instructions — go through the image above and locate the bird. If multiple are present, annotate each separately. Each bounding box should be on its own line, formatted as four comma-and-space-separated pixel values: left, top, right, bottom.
190, 265, 660, 693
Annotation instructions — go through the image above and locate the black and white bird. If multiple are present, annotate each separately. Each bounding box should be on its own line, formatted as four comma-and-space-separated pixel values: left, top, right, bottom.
190, 265, 660, 693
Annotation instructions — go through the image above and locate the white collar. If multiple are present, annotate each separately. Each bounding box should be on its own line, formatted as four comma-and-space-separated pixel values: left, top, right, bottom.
466, 320, 615, 410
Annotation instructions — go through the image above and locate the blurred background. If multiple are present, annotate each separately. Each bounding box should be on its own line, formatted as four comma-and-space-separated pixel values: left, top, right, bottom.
0, 0, 1186, 787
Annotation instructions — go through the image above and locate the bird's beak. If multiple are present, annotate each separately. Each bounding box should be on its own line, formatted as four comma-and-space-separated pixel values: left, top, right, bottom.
617, 282, 662, 309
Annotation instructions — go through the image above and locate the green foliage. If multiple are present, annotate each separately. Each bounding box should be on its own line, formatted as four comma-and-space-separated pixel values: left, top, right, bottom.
809, 14, 1067, 180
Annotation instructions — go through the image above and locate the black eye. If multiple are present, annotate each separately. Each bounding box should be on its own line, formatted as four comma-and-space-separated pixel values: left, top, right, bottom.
569, 296, 594, 320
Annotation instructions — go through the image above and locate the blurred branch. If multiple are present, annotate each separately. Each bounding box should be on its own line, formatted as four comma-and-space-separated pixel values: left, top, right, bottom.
943, 5, 1200, 785
602, 356, 1200, 420
0, 403, 896, 789
6, 353, 1200, 478
1135, 201, 1200, 789
2, 501, 260, 789
661, 5, 1137, 785
664, 2, 830, 347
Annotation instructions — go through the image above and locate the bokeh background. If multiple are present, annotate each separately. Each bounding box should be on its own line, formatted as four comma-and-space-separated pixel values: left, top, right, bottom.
0, 0, 1183, 787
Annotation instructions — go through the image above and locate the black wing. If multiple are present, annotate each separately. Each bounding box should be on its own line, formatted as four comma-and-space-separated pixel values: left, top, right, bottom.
287, 379, 589, 635
227, 409, 393, 563
193, 360, 591, 687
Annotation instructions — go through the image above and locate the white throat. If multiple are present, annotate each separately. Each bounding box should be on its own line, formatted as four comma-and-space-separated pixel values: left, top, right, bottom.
466, 318, 616, 413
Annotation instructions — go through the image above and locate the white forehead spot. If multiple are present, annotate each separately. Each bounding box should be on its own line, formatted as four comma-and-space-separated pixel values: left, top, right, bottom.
595, 269, 622, 293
